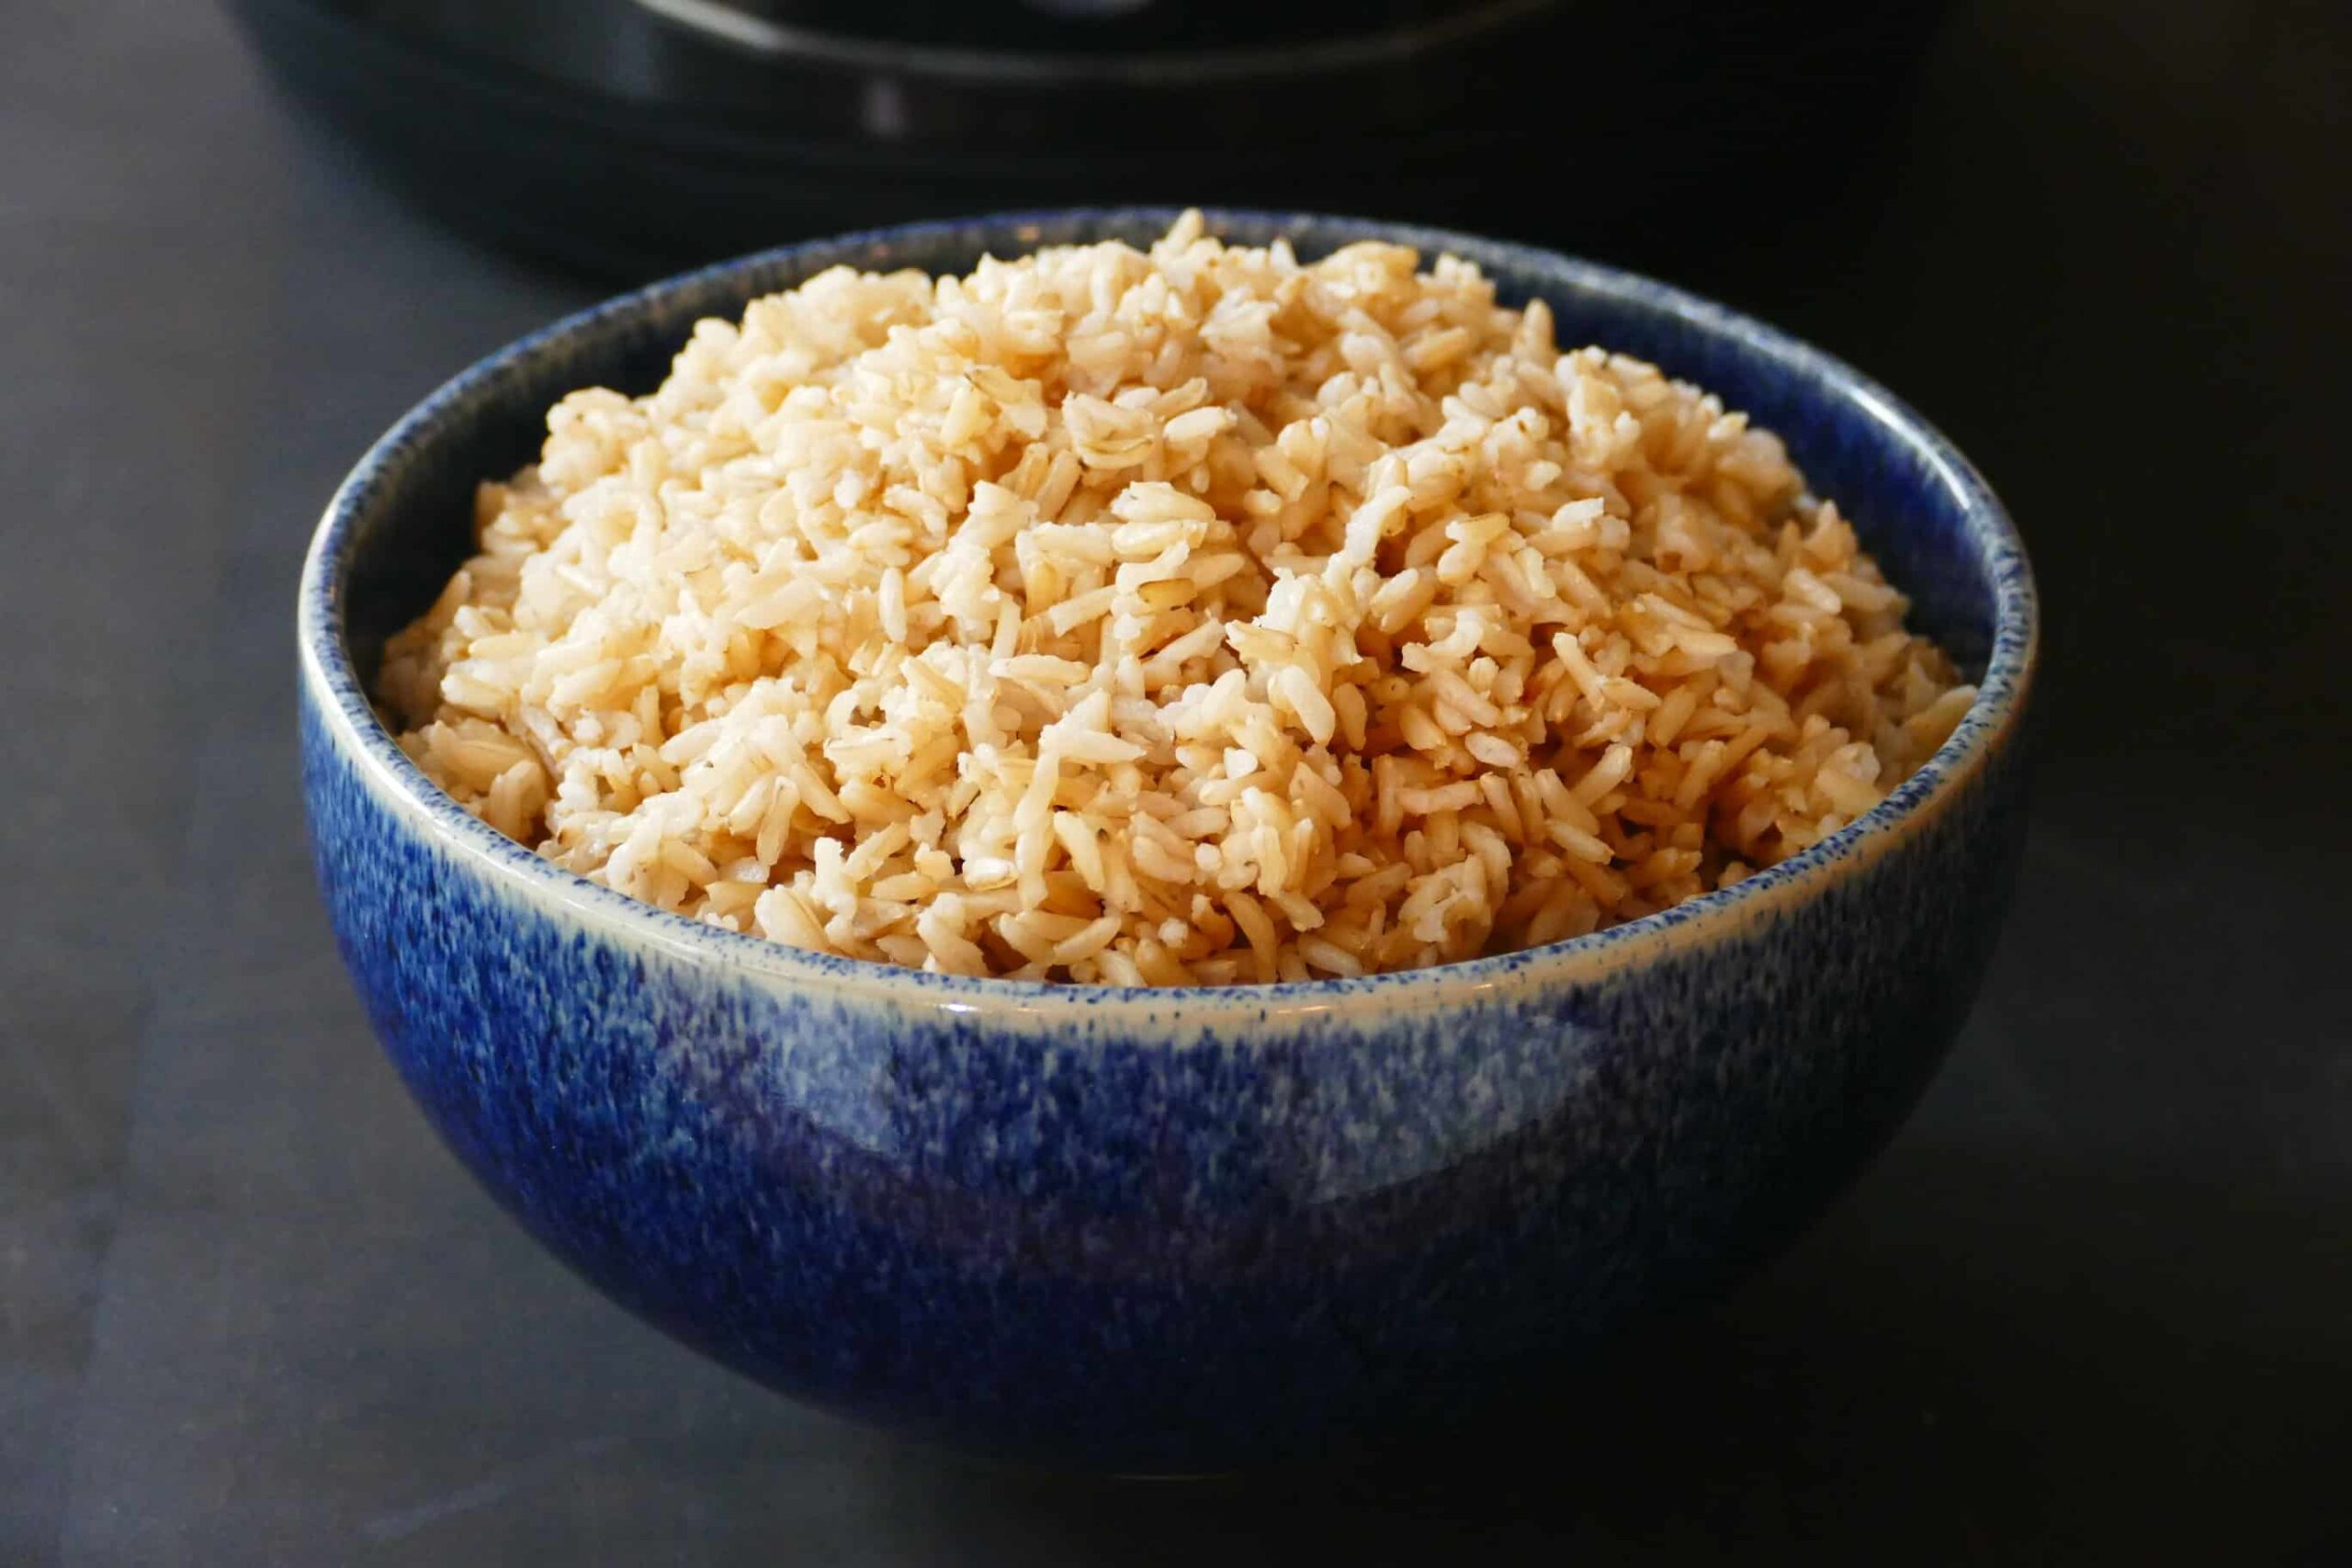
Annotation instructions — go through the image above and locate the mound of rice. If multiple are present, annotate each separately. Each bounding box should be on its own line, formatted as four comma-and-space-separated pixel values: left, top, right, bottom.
380, 212, 1974, 986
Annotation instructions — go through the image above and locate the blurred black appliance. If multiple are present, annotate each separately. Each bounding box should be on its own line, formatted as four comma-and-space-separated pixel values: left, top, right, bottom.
228, 0, 1951, 280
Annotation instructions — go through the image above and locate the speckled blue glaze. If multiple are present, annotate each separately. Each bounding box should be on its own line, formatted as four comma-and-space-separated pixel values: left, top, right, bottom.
299, 210, 2037, 1472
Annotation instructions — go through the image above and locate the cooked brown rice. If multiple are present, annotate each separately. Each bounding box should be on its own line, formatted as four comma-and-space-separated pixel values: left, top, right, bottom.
379, 212, 1974, 986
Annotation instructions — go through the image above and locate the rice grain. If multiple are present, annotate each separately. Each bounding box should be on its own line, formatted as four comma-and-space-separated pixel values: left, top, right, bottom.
382, 216, 1973, 985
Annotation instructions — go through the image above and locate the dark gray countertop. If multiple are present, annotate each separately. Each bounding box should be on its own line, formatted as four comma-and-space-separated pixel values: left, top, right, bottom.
6, 2, 2346, 1562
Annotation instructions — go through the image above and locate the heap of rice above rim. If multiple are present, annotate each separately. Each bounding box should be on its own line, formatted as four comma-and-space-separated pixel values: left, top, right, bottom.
380, 213, 1974, 986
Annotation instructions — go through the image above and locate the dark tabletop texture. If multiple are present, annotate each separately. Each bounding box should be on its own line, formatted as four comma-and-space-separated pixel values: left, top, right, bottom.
3, 1, 2346, 1562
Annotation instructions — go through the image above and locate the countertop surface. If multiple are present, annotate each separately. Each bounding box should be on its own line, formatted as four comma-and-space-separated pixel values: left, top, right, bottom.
5, 2, 2346, 1562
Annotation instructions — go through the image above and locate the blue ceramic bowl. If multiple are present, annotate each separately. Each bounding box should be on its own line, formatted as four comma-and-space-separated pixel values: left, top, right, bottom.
300, 209, 2036, 1473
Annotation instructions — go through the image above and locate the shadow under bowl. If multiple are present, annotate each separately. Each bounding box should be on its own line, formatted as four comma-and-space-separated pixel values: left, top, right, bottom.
298, 209, 2037, 1474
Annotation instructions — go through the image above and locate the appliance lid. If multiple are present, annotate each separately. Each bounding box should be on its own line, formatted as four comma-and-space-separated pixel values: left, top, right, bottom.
629, 0, 1559, 85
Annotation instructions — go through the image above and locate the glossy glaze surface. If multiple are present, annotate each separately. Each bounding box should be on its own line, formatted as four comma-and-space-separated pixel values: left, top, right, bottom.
300, 210, 2034, 1471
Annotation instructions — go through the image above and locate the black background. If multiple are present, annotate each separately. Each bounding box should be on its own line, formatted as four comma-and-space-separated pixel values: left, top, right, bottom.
3, 2, 2346, 1562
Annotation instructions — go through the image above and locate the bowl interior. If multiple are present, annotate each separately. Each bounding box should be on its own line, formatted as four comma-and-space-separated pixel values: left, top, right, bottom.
335, 209, 2011, 701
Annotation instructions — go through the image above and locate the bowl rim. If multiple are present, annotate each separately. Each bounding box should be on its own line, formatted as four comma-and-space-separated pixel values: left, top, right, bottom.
299, 205, 2038, 1020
